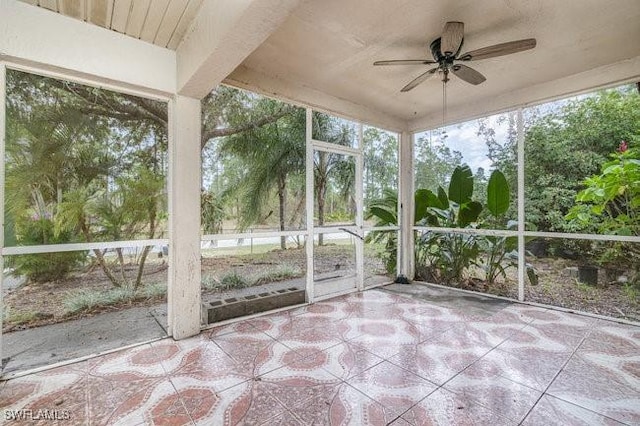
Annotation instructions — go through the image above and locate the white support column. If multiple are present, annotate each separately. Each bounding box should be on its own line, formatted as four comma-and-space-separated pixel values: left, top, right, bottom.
305, 108, 314, 303
517, 108, 526, 301
355, 123, 364, 291
0, 63, 6, 364
168, 96, 202, 339
398, 131, 414, 279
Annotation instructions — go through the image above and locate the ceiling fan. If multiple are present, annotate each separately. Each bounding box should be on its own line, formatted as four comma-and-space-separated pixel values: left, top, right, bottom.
374, 21, 536, 92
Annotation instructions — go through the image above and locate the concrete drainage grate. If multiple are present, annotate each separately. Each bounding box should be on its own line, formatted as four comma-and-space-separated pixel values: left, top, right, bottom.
203, 287, 305, 324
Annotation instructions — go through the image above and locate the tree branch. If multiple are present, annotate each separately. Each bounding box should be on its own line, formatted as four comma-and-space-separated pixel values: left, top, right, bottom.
201, 107, 293, 149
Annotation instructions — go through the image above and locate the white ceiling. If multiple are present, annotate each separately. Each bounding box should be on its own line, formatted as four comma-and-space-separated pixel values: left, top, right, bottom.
230, 0, 640, 128
17, 0, 640, 130
19, 0, 203, 49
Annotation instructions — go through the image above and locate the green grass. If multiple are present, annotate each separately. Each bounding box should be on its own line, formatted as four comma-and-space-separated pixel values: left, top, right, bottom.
141, 281, 167, 298
3, 308, 38, 326
63, 282, 167, 315
202, 272, 251, 291
221, 271, 251, 288
63, 287, 136, 314
623, 282, 639, 301
202, 264, 303, 292
574, 279, 598, 296
252, 264, 303, 285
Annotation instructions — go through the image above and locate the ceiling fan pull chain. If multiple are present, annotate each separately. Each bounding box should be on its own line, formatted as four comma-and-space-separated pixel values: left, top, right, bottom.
442, 78, 447, 128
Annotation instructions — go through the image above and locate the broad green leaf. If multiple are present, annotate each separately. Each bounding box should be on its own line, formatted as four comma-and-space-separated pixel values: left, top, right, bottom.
448, 165, 474, 204
437, 186, 449, 209
369, 206, 396, 226
415, 189, 438, 223
616, 227, 633, 236
486, 170, 510, 217
458, 201, 482, 227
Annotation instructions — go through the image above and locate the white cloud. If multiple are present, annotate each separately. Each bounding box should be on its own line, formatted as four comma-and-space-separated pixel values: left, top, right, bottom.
417, 112, 512, 172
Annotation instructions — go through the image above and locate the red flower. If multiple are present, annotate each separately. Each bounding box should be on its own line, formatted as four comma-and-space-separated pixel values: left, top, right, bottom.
619, 141, 628, 152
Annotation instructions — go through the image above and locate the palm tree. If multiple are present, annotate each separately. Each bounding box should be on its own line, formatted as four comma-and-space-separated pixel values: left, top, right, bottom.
312, 113, 357, 245
219, 104, 305, 249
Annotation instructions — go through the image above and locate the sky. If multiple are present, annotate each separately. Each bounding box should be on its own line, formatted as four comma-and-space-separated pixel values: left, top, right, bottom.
415, 113, 510, 173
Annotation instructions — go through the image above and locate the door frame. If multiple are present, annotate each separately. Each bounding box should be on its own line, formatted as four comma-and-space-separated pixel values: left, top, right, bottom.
305, 109, 364, 302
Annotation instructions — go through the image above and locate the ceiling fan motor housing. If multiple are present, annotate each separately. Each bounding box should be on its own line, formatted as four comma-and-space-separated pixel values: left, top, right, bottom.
372, 22, 537, 91
430, 37, 463, 64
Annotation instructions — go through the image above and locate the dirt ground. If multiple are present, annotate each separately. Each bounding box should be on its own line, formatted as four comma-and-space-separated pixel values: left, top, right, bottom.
6, 245, 636, 333
3, 244, 387, 332
427, 256, 639, 322
2, 258, 169, 332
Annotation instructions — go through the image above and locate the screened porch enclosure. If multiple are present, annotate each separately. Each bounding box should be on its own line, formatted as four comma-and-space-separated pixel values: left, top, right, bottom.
0, 0, 638, 395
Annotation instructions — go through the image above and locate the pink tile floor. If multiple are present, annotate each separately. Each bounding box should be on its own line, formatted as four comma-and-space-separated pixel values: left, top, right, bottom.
1, 289, 639, 425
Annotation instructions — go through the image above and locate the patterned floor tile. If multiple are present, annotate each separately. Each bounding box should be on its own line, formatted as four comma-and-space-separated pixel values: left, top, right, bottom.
581, 321, 640, 356
185, 379, 287, 426
388, 417, 413, 425
444, 364, 542, 423
286, 382, 398, 426
498, 324, 582, 353
244, 311, 296, 339
205, 319, 260, 338
275, 324, 348, 356
347, 335, 414, 360
547, 369, 640, 425
500, 305, 558, 323
1, 362, 88, 425
211, 329, 289, 377
563, 348, 640, 391
387, 341, 484, 386
465, 315, 529, 346
401, 388, 513, 426
522, 394, 624, 425
315, 340, 385, 380
158, 338, 251, 393
345, 361, 437, 416
470, 347, 570, 391
2, 289, 638, 426
529, 313, 595, 341
399, 306, 461, 342
88, 377, 189, 425
87, 343, 168, 381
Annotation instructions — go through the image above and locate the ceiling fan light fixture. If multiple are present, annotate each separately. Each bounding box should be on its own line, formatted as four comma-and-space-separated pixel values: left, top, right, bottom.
372, 21, 536, 92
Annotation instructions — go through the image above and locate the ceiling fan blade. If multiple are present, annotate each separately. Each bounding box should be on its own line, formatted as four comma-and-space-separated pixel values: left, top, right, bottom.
458, 38, 536, 61
400, 68, 439, 92
452, 64, 486, 85
373, 59, 437, 66
441, 21, 464, 56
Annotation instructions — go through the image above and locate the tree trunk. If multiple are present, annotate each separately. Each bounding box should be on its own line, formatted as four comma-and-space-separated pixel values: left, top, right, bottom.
278, 175, 287, 250
134, 208, 157, 290
317, 153, 327, 246
287, 189, 305, 228
317, 179, 326, 246
92, 248, 122, 287
115, 247, 130, 287
78, 219, 122, 288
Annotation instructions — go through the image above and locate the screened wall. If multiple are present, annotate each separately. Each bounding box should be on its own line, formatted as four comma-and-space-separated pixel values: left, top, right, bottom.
1, 68, 170, 373
411, 83, 640, 321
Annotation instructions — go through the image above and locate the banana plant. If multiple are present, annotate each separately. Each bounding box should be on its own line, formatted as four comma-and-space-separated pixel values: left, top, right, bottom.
367, 164, 537, 286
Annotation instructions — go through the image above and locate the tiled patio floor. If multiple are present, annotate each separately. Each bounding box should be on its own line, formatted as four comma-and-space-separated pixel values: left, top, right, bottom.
1, 288, 639, 425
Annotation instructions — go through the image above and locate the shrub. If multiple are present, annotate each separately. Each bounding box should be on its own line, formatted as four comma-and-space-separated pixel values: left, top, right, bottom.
6, 217, 86, 283
202, 272, 251, 291
220, 272, 250, 288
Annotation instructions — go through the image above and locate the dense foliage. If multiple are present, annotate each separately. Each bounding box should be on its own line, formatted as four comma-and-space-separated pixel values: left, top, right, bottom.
567, 142, 640, 283
524, 88, 640, 233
